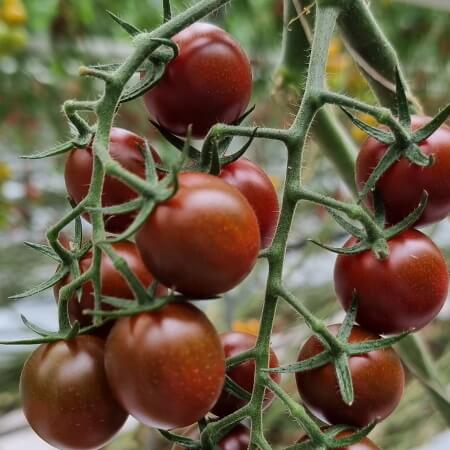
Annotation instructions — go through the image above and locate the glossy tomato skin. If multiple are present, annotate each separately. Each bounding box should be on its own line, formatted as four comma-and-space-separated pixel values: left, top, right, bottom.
211, 332, 280, 417
356, 116, 450, 226
219, 159, 279, 248
296, 325, 405, 427
334, 229, 449, 335
65, 127, 161, 234
20, 335, 127, 450
104, 303, 226, 430
143, 23, 252, 138
136, 172, 260, 298
54, 241, 167, 330
173, 424, 250, 450
298, 430, 380, 450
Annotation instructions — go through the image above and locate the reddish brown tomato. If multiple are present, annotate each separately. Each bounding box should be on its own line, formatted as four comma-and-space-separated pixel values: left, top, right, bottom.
298, 430, 380, 450
64, 127, 161, 234
54, 241, 167, 330
143, 23, 252, 138
20, 335, 127, 450
356, 116, 450, 226
173, 424, 250, 450
334, 229, 449, 335
296, 325, 405, 427
211, 332, 281, 417
104, 303, 226, 430
219, 159, 279, 248
136, 172, 260, 298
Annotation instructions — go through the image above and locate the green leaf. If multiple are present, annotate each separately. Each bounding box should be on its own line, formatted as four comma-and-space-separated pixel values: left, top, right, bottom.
163, 0, 172, 23
335, 353, 354, 405
159, 430, 200, 449
224, 375, 252, 401
405, 143, 433, 167
347, 331, 410, 355
106, 10, 141, 36
87, 198, 143, 215
9, 267, 69, 299
327, 423, 376, 448
264, 351, 331, 374
326, 209, 365, 240
24, 242, 59, 262
413, 104, 450, 143
220, 128, 259, 165
372, 189, 386, 227
309, 239, 370, 255
384, 191, 428, 239
341, 107, 393, 144
337, 294, 357, 341
21, 315, 59, 338
101, 296, 136, 309
394, 69, 411, 129
21, 141, 74, 160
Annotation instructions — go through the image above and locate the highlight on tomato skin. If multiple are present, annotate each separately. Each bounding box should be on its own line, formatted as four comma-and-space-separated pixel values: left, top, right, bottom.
20, 335, 128, 450
54, 241, 168, 333
296, 325, 405, 428
64, 127, 162, 234
298, 429, 380, 450
143, 22, 253, 139
136, 172, 261, 298
356, 115, 450, 227
104, 303, 226, 430
219, 158, 280, 249
211, 331, 281, 417
334, 229, 449, 335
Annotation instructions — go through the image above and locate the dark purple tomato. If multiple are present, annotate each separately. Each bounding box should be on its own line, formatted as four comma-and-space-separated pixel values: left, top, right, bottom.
143, 23, 252, 138
20, 335, 127, 450
65, 127, 161, 234
136, 172, 260, 298
212, 332, 280, 417
334, 229, 449, 335
356, 116, 450, 226
296, 325, 405, 427
219, 158, 279, 248
104, 303, 225, 430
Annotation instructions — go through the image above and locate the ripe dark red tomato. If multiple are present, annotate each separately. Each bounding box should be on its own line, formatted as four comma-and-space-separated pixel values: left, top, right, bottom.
65, 127, 161, 234
136, 172, 260, 298
20, 335, 127, 450
211, 332, 280, 417
143, 23, 252, 138
296, 325, 405, 427
334, 229, 449, 335
104, 303, 225, 429
173, 424, 250, 450
219, 159, 279, 248
298, 430, 380, 449
54, 241, 167, 330
356, 116, 450, 226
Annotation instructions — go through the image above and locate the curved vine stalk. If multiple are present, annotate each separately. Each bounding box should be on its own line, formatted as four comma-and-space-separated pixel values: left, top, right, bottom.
9, 0, 450, 448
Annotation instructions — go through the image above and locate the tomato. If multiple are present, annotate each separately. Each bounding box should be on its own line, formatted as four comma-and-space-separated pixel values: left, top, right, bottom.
143, 23, 252, 138
298, 430, 380, 449
136, 172, 260, 298
54, 241, 167, 331
334, 229, 449, 335
20, 335, 127, 450
1, 0, 27, 27
65, 127, 161, 234
219, 159, 279, 248
104, 303, 225, 429
295, 325, 405, 427
173, 424, 250, 450
211, 332, 280, 417
356, 116, 450, 226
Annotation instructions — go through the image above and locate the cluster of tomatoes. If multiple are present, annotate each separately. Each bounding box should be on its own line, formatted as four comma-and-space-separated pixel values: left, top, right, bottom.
17, 16, 450, 450
21, 23, 281, 450
0, 0, 27, 55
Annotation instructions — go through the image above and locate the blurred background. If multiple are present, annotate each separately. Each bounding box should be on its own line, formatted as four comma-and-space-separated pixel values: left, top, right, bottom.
0, 0, 449, 449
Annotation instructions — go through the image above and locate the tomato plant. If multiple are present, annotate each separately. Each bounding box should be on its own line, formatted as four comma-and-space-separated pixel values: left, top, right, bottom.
356, 116, 450, 226
219, 159, 279, 248
143, 22, 252, 138
54, 241, 167, 329
65, 127, 161, 234
212, 331, 280, 417
104, 303, 225, 430
136, 172, 260, 298
20, 335, 127, 450
298, 430, 380, 449
334, 229, 449, 335
296, 325, 405, 427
